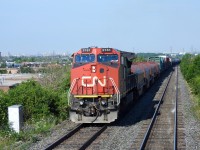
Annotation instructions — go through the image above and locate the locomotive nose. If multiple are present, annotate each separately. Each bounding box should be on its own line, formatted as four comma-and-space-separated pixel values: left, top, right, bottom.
79, 63, 108, 95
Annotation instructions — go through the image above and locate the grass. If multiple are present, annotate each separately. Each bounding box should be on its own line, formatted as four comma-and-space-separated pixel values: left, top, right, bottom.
191, 95, 200, 120
0, 116, 58, 149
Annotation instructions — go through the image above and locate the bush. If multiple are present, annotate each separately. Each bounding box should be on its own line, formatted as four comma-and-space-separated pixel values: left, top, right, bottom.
7, 80, 62, 121
180, 54, 200, 119
190, 76, 200, 95
0, 66, 70, 126
37, 66, 70, 119
0, 90, 9, 126
0, 70, 7, 74
0, 79, 68, 128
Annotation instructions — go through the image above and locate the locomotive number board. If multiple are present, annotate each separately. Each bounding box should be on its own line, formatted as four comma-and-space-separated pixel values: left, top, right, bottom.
102, 48, 112, 52
81, 48, 91, 53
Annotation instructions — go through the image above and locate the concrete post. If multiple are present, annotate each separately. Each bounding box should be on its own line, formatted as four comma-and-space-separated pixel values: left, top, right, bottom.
8, 105, 23, 133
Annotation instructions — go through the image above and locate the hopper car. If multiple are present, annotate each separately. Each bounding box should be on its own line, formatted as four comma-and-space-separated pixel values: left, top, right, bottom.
148, 56, 171, 72
68, 47, 169, 123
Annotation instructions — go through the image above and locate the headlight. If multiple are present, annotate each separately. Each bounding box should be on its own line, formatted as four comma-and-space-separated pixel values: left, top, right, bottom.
80, 101, 84, 105
101, 100, 107, 105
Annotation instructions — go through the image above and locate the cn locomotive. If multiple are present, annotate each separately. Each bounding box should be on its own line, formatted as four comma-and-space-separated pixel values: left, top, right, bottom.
68, 47, 162, 123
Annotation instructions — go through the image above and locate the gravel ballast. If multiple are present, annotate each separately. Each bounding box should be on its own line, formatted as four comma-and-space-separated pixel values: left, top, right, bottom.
28, 120, 76, 150
178, 68, 200, 149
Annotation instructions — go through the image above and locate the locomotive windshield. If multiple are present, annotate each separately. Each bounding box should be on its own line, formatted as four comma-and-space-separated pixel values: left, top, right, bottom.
97, 54, 118, 63
75, 54, 95, 63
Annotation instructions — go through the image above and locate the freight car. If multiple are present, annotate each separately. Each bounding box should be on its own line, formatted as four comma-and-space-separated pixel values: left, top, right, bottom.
169, 57, 181, 66
148, 55, 171, 72
68, 47, 162, 123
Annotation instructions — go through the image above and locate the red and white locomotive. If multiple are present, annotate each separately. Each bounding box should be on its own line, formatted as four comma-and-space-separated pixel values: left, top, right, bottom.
69, 47, 160, 123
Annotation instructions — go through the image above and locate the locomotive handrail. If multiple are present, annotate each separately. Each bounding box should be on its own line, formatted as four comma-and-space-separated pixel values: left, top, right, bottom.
68, 78, 79, 105
109, 77, 120, 106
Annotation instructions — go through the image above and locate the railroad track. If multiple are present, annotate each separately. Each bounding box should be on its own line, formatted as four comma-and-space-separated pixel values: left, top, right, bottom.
177, 67, 186, 149
44, 67, 186, 150
132, 66, 186, 149
140, 67, 175, 149
44, 123, 107, 150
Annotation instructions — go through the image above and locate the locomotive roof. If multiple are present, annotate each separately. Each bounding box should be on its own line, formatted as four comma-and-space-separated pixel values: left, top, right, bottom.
116, 49, 136, 60
71, 48, 136, 60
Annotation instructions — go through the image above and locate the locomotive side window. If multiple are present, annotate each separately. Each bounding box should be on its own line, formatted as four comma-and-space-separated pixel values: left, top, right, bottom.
75, 54, 95, 63
97, 54, 118, 63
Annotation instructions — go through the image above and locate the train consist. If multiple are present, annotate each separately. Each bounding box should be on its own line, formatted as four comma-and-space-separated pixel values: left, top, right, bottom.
68, 47, 174, 123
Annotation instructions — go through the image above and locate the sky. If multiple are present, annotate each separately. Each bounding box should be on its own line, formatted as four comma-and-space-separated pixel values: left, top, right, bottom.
0, 0, 200, 55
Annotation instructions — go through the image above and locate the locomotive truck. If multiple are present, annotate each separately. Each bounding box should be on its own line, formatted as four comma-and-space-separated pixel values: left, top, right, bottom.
68, 47, 161, 123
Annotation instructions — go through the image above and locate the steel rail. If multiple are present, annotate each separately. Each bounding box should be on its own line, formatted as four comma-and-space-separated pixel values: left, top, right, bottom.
79, 125, 107, 150
139, 71, 173, 150
174, 66, 178, 150
44, 123, 83, 150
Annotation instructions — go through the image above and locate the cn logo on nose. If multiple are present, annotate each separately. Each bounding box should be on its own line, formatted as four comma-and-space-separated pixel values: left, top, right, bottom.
81, 76, 106, 87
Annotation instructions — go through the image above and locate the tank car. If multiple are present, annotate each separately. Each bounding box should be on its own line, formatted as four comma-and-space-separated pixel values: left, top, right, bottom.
69, 47, 136, 123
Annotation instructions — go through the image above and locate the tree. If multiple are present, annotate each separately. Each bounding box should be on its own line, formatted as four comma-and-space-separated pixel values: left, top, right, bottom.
133, 56, 146, 62
20, 67, 35, 73
0, 62, 6, 68
38, 66, 71, 92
